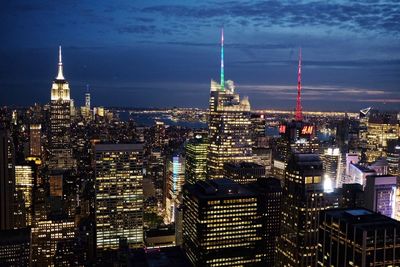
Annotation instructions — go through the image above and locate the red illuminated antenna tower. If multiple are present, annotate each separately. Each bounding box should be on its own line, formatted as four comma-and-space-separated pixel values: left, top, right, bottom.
295, 48, 303, 121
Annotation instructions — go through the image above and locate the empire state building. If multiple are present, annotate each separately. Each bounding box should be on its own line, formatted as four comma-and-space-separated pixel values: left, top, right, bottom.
49, 46, 74, 170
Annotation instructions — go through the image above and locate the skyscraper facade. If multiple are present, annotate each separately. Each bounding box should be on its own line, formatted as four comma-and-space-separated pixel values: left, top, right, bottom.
49, 46, 74, 170
185, 135, 208, 185
365, 110, 399, 163
29, 124, 41, 157
365, 175, 399, 219
0, 228, 31, 267
248, 178, 282, 265
31, 215, 75, 266
95, 144, 144, 250
276, 153, 324, 267
0, 127, 15, 230
318, 208, 400, 266
165, 155, 185, 223
387, 139, 400, 176
321, 147, 341, 189
182, 179, 263, 266
207, 30, 252, 179
15, 165, 34, 226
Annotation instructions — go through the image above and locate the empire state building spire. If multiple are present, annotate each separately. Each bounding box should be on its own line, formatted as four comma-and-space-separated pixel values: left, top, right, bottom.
56, 45, 65, 80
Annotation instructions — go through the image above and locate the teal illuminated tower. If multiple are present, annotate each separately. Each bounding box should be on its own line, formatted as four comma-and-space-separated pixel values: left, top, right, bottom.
207, 29, 253, 179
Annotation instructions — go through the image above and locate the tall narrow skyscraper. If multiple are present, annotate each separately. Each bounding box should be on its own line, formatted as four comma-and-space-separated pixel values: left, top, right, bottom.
207, 29, 253, 179
29, 124, 41, 157
185, 135, 208, 185
85, 85, 90, 109
0, 127, 15, 230
276, 153, 324, 267
49, 46, 74, 170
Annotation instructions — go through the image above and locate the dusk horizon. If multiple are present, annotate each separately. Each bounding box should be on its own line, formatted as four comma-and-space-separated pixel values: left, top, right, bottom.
1, 1, 399, 111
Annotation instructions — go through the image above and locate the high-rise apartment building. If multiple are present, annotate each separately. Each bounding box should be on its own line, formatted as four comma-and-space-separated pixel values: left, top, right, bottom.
185, 135, 208, 185
95, 144, 144, 250
49, 46, 74, 170
207, 30, 252, 179
318, 208, 400, 266
276, 153, 324, 267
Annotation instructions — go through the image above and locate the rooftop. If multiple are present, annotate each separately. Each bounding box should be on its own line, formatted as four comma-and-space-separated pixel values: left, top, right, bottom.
324, 208, 400, 230
95, 143, 144, 152
185, 178, 256, 200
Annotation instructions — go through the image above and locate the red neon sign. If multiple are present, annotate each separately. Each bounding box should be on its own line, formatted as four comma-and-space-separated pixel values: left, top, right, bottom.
279, 125, 286, 134
301, 125, 314, 135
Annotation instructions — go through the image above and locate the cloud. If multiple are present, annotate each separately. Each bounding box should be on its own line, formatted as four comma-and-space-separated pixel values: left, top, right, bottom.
232, 59, 400, 68
141, 1, 400, 35
237, 84, 393, 99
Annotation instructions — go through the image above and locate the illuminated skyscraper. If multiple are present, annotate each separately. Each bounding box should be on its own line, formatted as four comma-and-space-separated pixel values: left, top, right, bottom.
358, 107, 372, 155
321, 147, 341, 190
15, 165, 34, 226
387, 139, 400, 176
165, 155, 185, 223
318, 208, 400, 266
81, 85, 92, 120
182, 179, 263, 266
365, 110, 399, 163
185, 135, 208, 185
95, 144, 144, 250
153, 121, 166, 149
32, 214, 75, 266
85, 86, 90, 109
207, 29, 252, 179
250, 113, 267, 147
49, 46, 74, 170
0, 127, 15, 230
273, 50, 319, 181
29, 124, 41, 157
276, 153, 324, 267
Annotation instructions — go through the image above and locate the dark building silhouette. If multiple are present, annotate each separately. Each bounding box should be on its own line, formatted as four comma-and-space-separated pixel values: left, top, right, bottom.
276, 153, 324, 267
0, 228, 31, 267
318, 208, 400, 266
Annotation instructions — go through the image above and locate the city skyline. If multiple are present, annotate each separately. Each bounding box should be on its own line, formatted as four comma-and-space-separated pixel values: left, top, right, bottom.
1, 1, 400, 111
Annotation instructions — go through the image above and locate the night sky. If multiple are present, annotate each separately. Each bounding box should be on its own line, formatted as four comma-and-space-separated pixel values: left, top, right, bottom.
1, 1, 399, 111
